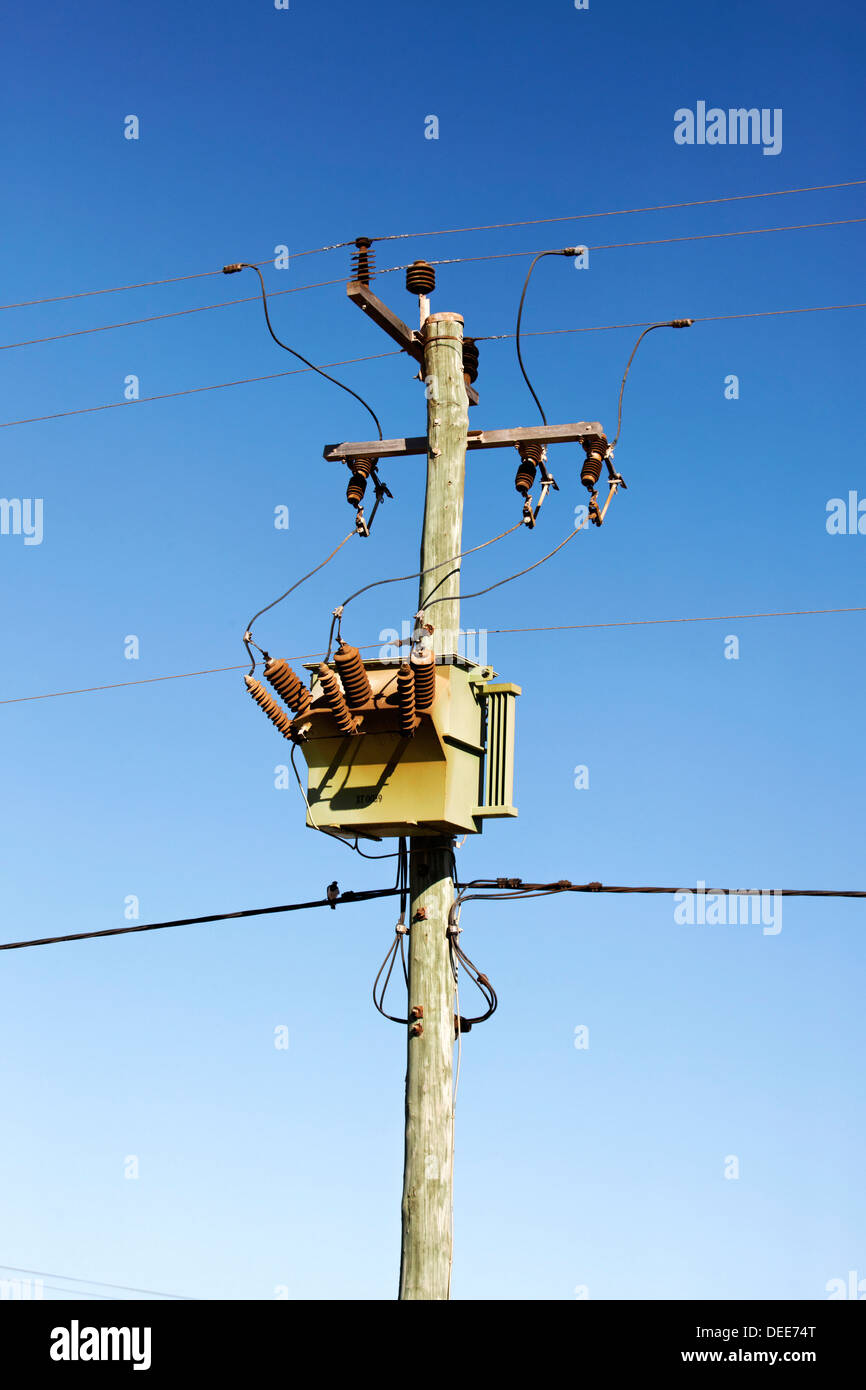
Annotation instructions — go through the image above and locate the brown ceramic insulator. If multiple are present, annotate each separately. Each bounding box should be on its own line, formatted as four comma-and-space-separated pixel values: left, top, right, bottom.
462, 336, 479, 384
346, 472, 368, 508
345, 455, 376, 510
397, 663, 417, 737
351, 237, 375, 285
410, 651, 436, 710
581, 444, 604, 491
514, 459, 536, 496
245, 675, 292, 737
263, 658, 302, 709
317, 664, 358, 735
514, 440, 544, 496
293, 685, 312, 720
334, 642, 372, 707
406, 259, 435, 296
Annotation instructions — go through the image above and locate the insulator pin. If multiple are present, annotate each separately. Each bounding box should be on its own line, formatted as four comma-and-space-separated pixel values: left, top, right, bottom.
334, 642, 372, 707
410, 651, 436, 711
245, 675, 292, 738
406, 260, 436, 296
397, 663, 417, 737
317, 664, 358, 735
351, 237, 375, 285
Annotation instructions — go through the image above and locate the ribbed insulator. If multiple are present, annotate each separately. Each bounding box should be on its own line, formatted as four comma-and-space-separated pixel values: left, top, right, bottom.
346, 472, 368, 508
514, 459, 536, 496
317, 664, 358, 735
514, 440, 545, 496
293, 686, 312, 720
245, 675, 292, 737
397, 663, 417, 737
462, 337, 479, 383
580, 444, 604, 491
351, 237, 375, 285
334, 642, 372, 708
406, 260, 436, 296
410, 651, 436, 711
345, 455, 376, 510
264, 658, 302, 710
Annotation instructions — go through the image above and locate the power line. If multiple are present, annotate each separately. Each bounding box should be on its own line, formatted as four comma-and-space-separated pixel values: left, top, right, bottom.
6, 179, 858, 313
0, 244, 354, 312
488, 605, 866, 636
0, 351, 400, 429
372, 179, 866, 242
455, 878, 866, 902
0, 1264, 188, 1300
0, 887, 402, 951
1, 606, 863, 708
382, 216, 866, 276
0, 276, 346, 352
476, 300, 866, 342
4, 880, 861, 955
4, 214, 861, 356
3, 299, 864, 431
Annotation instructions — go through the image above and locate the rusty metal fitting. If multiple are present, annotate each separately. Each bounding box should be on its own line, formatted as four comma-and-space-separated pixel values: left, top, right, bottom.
414, 906, 428, 921
410, 1004, 424, 1020
409, 1020, 424, 1037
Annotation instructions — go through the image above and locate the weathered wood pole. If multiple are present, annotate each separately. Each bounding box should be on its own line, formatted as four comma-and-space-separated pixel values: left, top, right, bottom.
399, 312, 468, 1300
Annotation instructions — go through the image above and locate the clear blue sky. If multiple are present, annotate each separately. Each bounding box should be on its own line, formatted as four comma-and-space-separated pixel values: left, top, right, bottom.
1, 0, 863, 1301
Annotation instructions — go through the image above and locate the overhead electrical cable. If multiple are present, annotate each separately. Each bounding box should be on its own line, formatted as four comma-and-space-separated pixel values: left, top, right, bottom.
0, 887, 403, 952
4, 180, 859, 314
4, 300, 863, 431
3, 216, 861, 356
2, 606, 864, 707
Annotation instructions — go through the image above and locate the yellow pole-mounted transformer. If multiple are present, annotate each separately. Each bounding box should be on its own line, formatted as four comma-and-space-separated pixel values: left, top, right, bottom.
293, 655, 520, 839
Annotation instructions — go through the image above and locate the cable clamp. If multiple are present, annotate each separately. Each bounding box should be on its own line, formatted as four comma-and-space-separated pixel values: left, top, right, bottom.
354, 509, 370, 538
586, 880, 603, 892
495, 877, 523, 889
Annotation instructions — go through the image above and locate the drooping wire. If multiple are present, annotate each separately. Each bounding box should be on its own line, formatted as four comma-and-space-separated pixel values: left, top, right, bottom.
447, 916, 498, 1027
243, 530, 356, 672
609, 320, 694, 451
329, 520, 525, 655
373, 840, 411, 1024
514, 250, 575, 425
423, 517, 588, 611
227, 262, 383, 441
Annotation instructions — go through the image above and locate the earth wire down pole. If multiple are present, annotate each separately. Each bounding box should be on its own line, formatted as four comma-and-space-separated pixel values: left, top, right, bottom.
399, 312, 468, 1300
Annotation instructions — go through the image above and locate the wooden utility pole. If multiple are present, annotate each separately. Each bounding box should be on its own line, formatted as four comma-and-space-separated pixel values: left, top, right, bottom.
399, 312, 468, 1300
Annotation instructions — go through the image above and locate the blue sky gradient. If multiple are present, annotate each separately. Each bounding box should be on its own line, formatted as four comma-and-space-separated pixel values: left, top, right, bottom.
1, 0, 863, 1301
